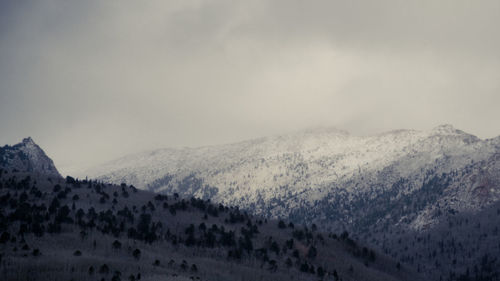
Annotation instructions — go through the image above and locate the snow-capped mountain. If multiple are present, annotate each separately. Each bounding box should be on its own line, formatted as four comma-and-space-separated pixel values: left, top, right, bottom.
0, 137, 61, 178
80, 125, 500, 232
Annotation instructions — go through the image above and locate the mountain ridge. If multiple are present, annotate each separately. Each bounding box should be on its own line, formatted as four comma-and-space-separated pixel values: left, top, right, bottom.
2, 128, 500, 280
0, 153, 420, 281
83, 124, 491, 168
78, 125, 497, 204
0, 137, 61, 178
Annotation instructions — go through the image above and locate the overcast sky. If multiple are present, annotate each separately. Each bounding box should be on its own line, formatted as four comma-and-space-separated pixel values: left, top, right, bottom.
1, 0, 499, 176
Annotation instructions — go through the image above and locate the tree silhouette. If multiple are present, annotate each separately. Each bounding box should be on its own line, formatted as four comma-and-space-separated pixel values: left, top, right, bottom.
133, 248, 141, 260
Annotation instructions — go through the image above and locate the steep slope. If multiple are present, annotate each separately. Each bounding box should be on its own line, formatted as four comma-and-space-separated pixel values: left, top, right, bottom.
0, 137, 61, 178
80, 125, 499, 226
79, 125, 500, 281
369, 195, 500, 281
0, 171, 418, 281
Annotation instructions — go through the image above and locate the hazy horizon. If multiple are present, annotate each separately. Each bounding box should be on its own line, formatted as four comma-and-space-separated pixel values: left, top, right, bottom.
1, 1, 499, 176
3, 123, 495, 177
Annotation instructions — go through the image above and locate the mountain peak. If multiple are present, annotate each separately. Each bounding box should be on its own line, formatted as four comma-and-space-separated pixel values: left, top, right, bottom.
431, 124, 458, 134
22, 136, 35, 144
429, 124, 481, 143
299, 126, 350, 136
1, 138, 61, 178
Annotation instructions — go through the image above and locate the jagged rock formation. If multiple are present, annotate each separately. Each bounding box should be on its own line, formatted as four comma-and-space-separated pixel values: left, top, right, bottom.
0, 137, 61, 178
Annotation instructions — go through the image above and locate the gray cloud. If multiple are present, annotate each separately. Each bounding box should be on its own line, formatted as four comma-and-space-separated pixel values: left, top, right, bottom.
0, 0, 499, 175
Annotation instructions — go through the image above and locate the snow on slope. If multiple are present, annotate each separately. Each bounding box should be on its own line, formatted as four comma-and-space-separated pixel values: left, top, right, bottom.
80, 124, 497, 205
0, 137, 61, 178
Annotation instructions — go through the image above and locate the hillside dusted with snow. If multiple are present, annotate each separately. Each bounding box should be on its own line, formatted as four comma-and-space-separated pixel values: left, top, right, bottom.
2, 129, 499, 281
78, 125, 500, 280
80, 125, 500, 230
1, 162, 417, 281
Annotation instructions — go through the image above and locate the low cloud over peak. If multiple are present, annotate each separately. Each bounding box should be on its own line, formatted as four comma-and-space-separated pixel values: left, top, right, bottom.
1, 0, 499, 174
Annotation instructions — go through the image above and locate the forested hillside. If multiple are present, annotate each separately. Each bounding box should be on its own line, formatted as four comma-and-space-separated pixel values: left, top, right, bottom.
0, 168, 418, 281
